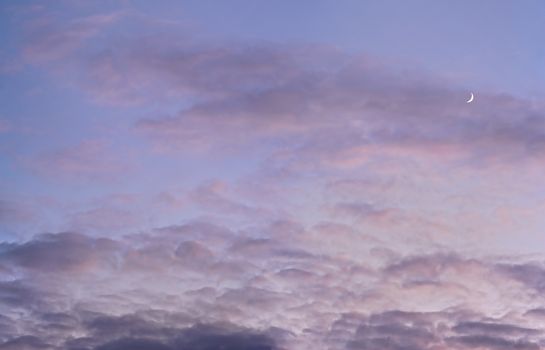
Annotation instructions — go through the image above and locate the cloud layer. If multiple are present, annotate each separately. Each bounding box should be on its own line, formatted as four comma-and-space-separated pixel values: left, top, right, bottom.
2, 225, 545, 349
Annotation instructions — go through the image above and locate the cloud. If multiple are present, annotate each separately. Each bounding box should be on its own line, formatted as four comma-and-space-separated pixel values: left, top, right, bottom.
0, 280, 43, 309
189, 180, 271, 221
0, 336, 51, 350
447, 335, 540, 350
110, 37, 545, 170
68, 206, 143, 232
0, 227, 543, 348
452, 321, 539, 337
35, 13, 541, 166
24, 140, 132, 183
526, 308, 545, 318
0, 232, 118, 273
82, 36, 309, 106
332, 201, 399, 224
22, 11, 122, 63
95, 338, 171, 350
497, 262, 545, 293
332, 311, 545, 350
0, 120, 10, 133
44, 309, 280, 350
82, 323, 279, 350
0, 200, 33, 224
0, 227, 545, 349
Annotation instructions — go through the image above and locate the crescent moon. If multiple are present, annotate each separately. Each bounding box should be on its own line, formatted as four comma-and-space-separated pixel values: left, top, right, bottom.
466, 93, 474, 103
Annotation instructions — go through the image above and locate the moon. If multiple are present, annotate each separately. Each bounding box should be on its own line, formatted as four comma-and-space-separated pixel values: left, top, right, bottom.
466, 93, 474, 103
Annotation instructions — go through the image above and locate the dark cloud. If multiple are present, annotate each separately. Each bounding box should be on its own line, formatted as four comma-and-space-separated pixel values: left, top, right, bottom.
383, 253, 475, 285
348, 324, 437, 350
0, 280, 43, 309
37, 312, 79, 332
497, 262, 545, 292
1, 306, 282, 350
93, 327, 277, 350
172, 324, 278, 350
526, 308, 545, 318
0, 314, 17, 340
453, 321, 539, 337
332, 201, 397, 222
95, 338, 170, 350
447, 335, 540, 350
0, 229, 545, 348
0, 336, 52, 350
175, 241, 214, 264
84, 313, 175, 340
332, 311, 441, 350
72, 315, 279, 350
333, 311, 545, 350
0, 232, 118, 273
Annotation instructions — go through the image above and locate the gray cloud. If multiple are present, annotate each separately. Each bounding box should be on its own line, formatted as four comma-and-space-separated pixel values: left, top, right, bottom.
331, 311, 545, 350
497, 262, 545, 293
0, 228, 544, 348
91, 324, 278, 350
67, 312, 280, 350
0, 232, 118, 273
453, 321, 539, 337
447, 335, 540, 350
0, 336, 52, 350
0, 280, 43, 309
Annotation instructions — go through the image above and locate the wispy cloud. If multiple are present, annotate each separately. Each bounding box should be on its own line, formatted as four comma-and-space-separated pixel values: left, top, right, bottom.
23, 140, 132, 183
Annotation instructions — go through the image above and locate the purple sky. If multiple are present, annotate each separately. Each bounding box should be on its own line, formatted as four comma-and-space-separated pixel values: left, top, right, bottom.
2, 1, 545, 349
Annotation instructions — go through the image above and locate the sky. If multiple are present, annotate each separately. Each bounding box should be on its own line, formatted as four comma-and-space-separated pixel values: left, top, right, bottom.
1, 0, 545, 349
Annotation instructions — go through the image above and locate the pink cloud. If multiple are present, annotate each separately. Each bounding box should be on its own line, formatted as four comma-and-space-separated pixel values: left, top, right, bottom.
24, 140, 132, 182
0, 119, 11, 133
22, 11, 122, 63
